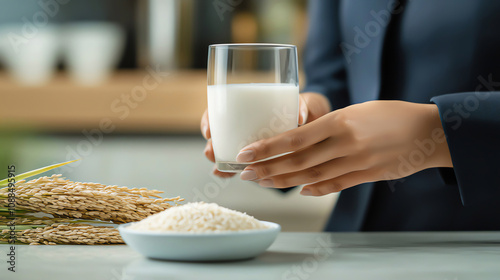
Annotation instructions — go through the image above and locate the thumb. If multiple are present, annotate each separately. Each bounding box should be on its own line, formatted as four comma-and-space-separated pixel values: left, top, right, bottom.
298, 94, 309, 125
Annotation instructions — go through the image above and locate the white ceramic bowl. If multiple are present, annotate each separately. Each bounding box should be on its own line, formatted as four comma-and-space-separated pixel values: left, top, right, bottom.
118, 221, 280, 261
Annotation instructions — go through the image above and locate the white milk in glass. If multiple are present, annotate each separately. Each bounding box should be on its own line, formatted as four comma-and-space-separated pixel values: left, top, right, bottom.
208, 83, 299, 165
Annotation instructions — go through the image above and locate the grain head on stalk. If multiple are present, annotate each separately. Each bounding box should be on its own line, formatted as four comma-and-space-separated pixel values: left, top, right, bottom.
0, 174, 184, 245
0, 174, 184, 224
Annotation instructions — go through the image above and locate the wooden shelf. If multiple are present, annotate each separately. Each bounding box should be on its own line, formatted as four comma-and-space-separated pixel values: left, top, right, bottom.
1, 70, 305, 134
0, 70, 208, 134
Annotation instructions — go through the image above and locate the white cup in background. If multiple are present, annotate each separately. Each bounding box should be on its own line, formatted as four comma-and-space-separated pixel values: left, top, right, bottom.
0, 24, 60, 86
62, 22, 125, 86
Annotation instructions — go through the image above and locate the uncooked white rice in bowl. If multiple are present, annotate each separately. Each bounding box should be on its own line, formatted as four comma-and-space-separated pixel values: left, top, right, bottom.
127, 202, 270, 233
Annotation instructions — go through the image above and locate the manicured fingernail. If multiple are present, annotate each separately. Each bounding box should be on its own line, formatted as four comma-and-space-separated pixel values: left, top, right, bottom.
300, 107, 307, 125
202, 125, 208, 138
240, 169, 258, 181
259, 179, 274, 188
236, 150, 255, 162
300, 188, 312, 196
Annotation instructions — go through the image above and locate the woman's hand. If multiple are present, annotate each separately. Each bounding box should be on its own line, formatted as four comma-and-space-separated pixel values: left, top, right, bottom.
236, 101, 453, 195
200, 92, 331, 178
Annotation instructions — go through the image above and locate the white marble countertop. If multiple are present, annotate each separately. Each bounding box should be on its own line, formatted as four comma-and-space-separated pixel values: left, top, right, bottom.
1, 232, 499, 280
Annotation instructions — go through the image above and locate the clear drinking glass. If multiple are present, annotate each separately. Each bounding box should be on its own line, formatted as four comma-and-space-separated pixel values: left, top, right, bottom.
207, 43, 299, 172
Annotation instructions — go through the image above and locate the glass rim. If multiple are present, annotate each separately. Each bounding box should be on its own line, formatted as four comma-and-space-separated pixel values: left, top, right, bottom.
209, 43, 296, 49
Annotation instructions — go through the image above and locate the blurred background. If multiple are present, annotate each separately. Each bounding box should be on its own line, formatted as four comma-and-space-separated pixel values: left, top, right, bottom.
0, 0, 336, 231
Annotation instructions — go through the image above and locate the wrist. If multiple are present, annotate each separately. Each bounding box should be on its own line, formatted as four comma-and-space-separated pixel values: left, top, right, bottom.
422, 104, 453, 168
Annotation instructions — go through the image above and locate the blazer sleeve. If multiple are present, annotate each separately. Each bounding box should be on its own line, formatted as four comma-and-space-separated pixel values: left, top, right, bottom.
431, 91, 500, 206
302, 0, 350, 110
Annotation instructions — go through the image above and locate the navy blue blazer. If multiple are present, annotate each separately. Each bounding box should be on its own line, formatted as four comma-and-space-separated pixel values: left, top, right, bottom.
303, 0, 500, 231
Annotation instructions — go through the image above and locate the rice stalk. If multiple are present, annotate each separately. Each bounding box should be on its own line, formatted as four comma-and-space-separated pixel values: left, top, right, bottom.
0, 174, 184, 223
0, 173, 184, 245
0, 159, 79, 187
0, 223, 123, 245
0, 215, 114, 226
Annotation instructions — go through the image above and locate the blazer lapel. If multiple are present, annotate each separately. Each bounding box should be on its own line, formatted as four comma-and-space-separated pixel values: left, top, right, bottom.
340, 0, 400, 103
325, 183, 375, 231
328, 0, 403, 231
